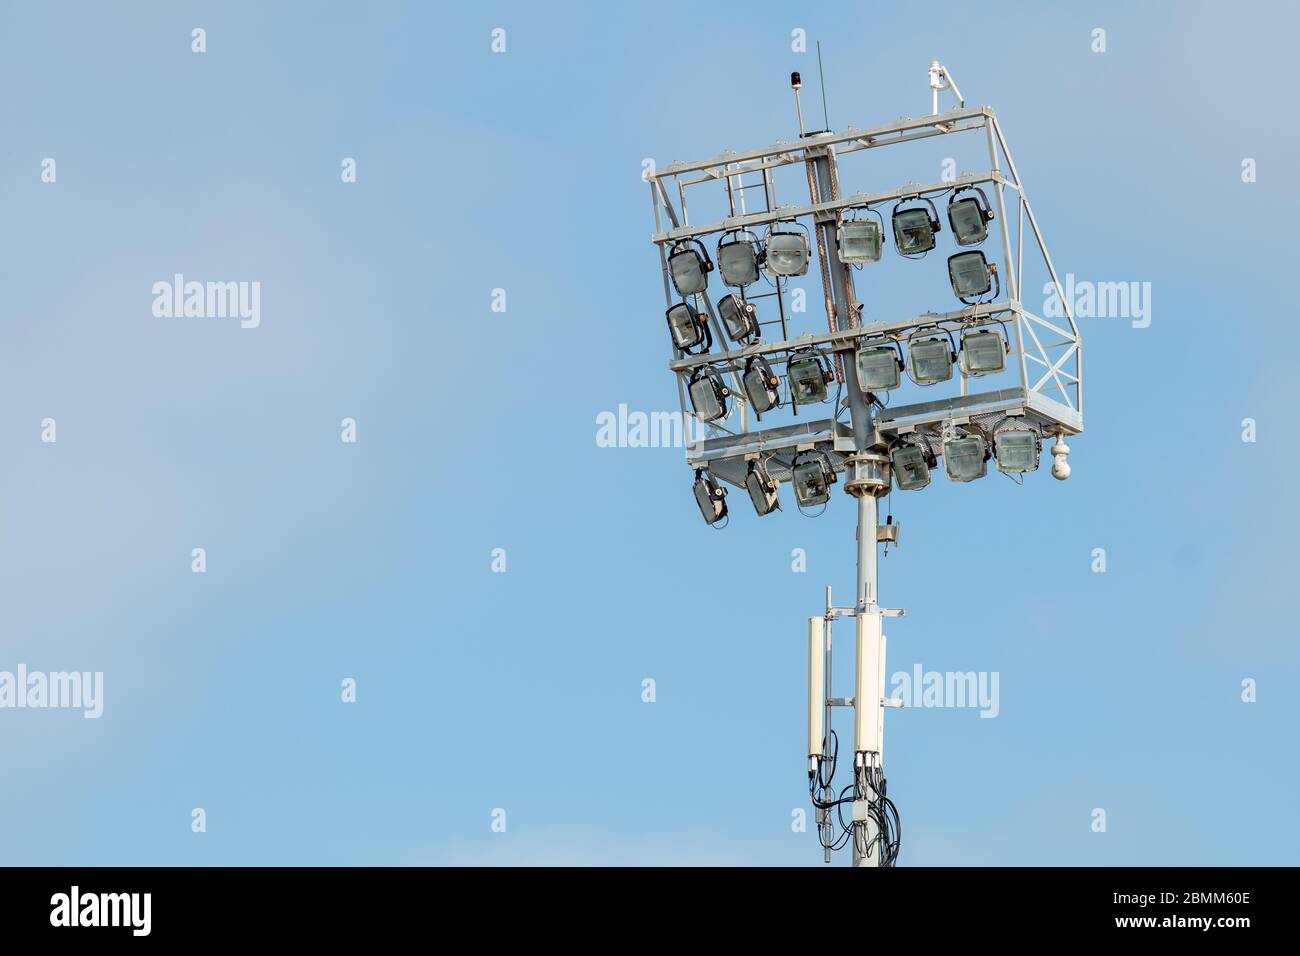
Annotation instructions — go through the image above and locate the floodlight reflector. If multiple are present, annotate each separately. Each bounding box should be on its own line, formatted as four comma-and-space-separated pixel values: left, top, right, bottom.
943, 434, 989, 483
666, 302, 707, 352
742, 355, 781, 418
959, 328, 1006, 375
994, 426, 1041, 474
688, 368, 729, 422
718, 294, 759, 344
947, 187, 994, 246
889, 443, 933, 491
745, 459, 781, 516
837, 215, 884, 264
765, 228, 811, 276
787, 351, 831, 405
668, 240, 713, 296
693, 470, 728, 525
948, 251, 993, 299
907, 335, 954, 385
892, 198, 941, 256
717, 232, 760, 287
792, 452, 834, 506
855, 344, 902, 392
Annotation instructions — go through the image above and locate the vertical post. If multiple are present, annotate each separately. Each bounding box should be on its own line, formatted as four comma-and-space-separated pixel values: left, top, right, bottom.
822, 593, 834, 863
821, 616, 832, 863
986, 116, 1030, 407
810, 150, 873, 450
804, 118, 888, 867
857, 493, 877, 611
852, 493, 883, 867
807, 618, 825, 769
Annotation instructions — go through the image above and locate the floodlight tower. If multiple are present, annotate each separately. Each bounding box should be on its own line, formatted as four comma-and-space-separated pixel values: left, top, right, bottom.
646, 61, 1082, 866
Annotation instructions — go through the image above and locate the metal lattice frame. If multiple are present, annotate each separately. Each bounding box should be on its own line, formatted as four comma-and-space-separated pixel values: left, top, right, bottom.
648, 105, 1082, 489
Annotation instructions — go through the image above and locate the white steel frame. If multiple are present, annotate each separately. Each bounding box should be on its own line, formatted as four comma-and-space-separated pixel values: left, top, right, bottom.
647, 90, 1083, 866
649, 105, 1082, 487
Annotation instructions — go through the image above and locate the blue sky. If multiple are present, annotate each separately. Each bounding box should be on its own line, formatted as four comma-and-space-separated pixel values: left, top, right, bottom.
0, 0, 1296, 865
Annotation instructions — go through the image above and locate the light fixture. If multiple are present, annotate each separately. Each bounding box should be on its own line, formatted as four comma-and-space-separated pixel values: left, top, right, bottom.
716, 230, 761, 287
855, 341, 904, 392
687, 366, 730, 422
791, 451, 836, 507
718, 294, 759, 345
745, 458, 781, 516
947, 186, 995, 246
907, 330, 956, 385
693, 469, 728, 525
787, 349, 833, 406
947, 250, 999, 303
959, 327, 1007, 375
993, 421, 1041, 474
889, 440, 936, 491
667, 239, 713, 296
742, 355, 781, 420
765, 224, 811, 276
892, 197, 941, 256
837, 210, 885, 264
942, 433, 990, 483
665, 302, 710, 353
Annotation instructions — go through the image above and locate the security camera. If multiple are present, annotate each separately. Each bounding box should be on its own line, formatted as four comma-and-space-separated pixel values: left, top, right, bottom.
1050, 435, 1071, 481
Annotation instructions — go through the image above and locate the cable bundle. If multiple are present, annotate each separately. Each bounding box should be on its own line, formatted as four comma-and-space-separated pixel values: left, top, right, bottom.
807, 732, 902, 864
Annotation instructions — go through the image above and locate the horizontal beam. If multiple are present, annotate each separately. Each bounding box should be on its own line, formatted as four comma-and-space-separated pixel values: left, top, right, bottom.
687, 418, 849, 469
652, 172, 1010, 245
674, 119, 990, 188
649, 105, 993, 180
689, 387, 1080, 481
667, 302, 1019, 373
874, 388, 1027, 431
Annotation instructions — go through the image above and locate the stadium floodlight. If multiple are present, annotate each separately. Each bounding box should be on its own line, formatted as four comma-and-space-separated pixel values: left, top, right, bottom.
644, 60, 1086, 869
947, 251, 999, 304
787, 349, 833, 406
666, 302, 710, 353
993, 421, 1042, 474
668, 239, 714, 296
889, 440, 936, 491
947, 186, 995, 246
855, 341, 904, 392
742, 354, 781, 419
717, 230, 761, 287
907, 330, 956, 385
892, 197, 941, 256
837, 210, 885, 264
693, 469, 728, 525
942, 433, 990, 482
765, 224, 811, 276
687, 366, 730, 422
959, 327, 1007, 376
718, 293, 759, 345
791, 451, 836, 507
745, 458, 781, 516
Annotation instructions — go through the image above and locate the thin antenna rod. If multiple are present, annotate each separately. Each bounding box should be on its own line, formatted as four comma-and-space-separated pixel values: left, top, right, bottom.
817, 41, 830, 130
791, 71, 805, 136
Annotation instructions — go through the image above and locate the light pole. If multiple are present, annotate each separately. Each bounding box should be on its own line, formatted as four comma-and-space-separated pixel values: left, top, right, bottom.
646, 59, 1082, 864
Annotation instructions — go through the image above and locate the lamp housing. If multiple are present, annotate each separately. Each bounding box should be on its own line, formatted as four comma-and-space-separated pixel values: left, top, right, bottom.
947, 187, 995, 246
908, 334, 956, 385
667, 239, 713, 296
943, 434, 990, 483
693, 470, 728, 525
892, 198, 941, 256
